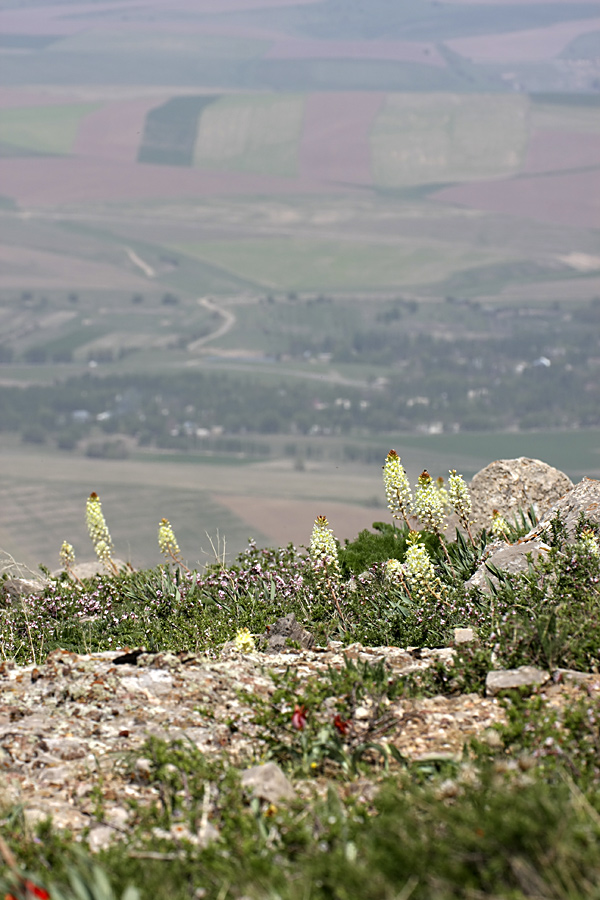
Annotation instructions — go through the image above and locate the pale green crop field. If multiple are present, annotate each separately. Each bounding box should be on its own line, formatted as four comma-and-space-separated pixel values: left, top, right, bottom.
531, 100, 600, 135
0, 103, 101, 155
175, 237, 513, 292
371, 93, 530, 187
193, 94, 305, 178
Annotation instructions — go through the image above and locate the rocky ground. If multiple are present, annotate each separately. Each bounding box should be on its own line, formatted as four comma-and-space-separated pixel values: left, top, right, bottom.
1, 639, 597, 854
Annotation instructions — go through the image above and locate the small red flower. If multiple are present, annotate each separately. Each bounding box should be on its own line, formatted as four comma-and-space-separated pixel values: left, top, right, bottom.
291, 704, 307, 731
333, 714, 350, 736
5, 880, 50, 900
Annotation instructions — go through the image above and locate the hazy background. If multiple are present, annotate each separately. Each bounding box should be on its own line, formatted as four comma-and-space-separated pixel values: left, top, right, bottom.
1, 0, 599, 569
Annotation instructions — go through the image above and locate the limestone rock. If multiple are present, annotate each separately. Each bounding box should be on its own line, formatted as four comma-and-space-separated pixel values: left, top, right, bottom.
469, 457, 572, 535
486, 667, 550, 696
0, 577, 46, 603
524, 476, 600, 542
52, 558, 131, 580
240, 762, 295, 804
260, 612, 315, 652
466, 538, 551, 594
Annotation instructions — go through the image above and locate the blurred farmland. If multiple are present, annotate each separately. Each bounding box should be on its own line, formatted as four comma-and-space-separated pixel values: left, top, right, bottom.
1, 0, 600, 564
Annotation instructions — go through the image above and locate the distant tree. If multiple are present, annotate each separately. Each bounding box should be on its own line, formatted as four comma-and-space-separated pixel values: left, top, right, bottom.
24, 346, 48, 364
68, 292, 79, 303
132, 293, 144, 304
21, 425, 46, 444
161, 293, 179, 306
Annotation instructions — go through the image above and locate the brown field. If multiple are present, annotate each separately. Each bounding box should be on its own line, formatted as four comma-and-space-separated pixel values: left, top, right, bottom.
524, 130, 600, 174
165, 0, 320, 9
0, 157, 342, 207
0, 89, 87, 109
299, 92, 383, 186
441, 0, 599, 4
214, 495, 384, 549
434, 170, 600, 229
0, 0, 318, 35
73, 96, 167, 163
0, 2, 144, 35
0, 244, 149, 290
447, 16, 600, 62
266, 39, 446, 66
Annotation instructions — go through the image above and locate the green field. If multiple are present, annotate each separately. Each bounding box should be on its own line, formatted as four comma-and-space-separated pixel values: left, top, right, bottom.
175, 237, 514, 292
194, 94, 305, 177
371, 93, 529, 187
0, 103, 101, 155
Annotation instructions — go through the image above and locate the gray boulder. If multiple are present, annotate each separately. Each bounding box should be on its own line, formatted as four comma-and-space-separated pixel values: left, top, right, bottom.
468, 457, 572, 535
260, 612, 315, 652
241, 762, 296, 804
485, 666, 550, 696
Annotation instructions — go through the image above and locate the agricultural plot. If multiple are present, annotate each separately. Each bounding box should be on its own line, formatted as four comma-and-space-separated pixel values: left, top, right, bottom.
0, 473, 268, 572
446, 15, 600, 62
138, 96, 219, 167
175, 237, 514, 292
193, 94, 305, 178
0, 102, 100, 156
299, 92, 383, 185
73, 95, 168, 163
434, 169, 600, 229
370, 93, 529, 188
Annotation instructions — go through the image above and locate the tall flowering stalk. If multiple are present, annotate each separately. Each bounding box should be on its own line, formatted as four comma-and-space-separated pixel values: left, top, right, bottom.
85, 492, 119, 575
383, 450, 412, 528
158, 517, 191, 574
448, 469, 474, 545
310, 515, 344, 622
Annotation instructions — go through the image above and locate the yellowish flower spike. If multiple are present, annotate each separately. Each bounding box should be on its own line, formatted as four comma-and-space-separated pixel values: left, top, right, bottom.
158, 517, 181, 560
85, 492, 118, 574
383, 450, 412, 528
157, 517, 191, 573
60, 541, 76, 568
310, 515, 340, 580
86, 492, 113, 560
233, 627, 256, 653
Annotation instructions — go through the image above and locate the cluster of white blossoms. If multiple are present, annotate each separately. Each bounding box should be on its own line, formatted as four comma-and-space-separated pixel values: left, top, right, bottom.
404, 532, 436, 581
413, 469, 446, 534
382, 452, 472, 539
385, 557, 404, 581
158, 517, 181, 562
310, 515, 340, 580
85, 492, 114, 563
233, 627, 256, 653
